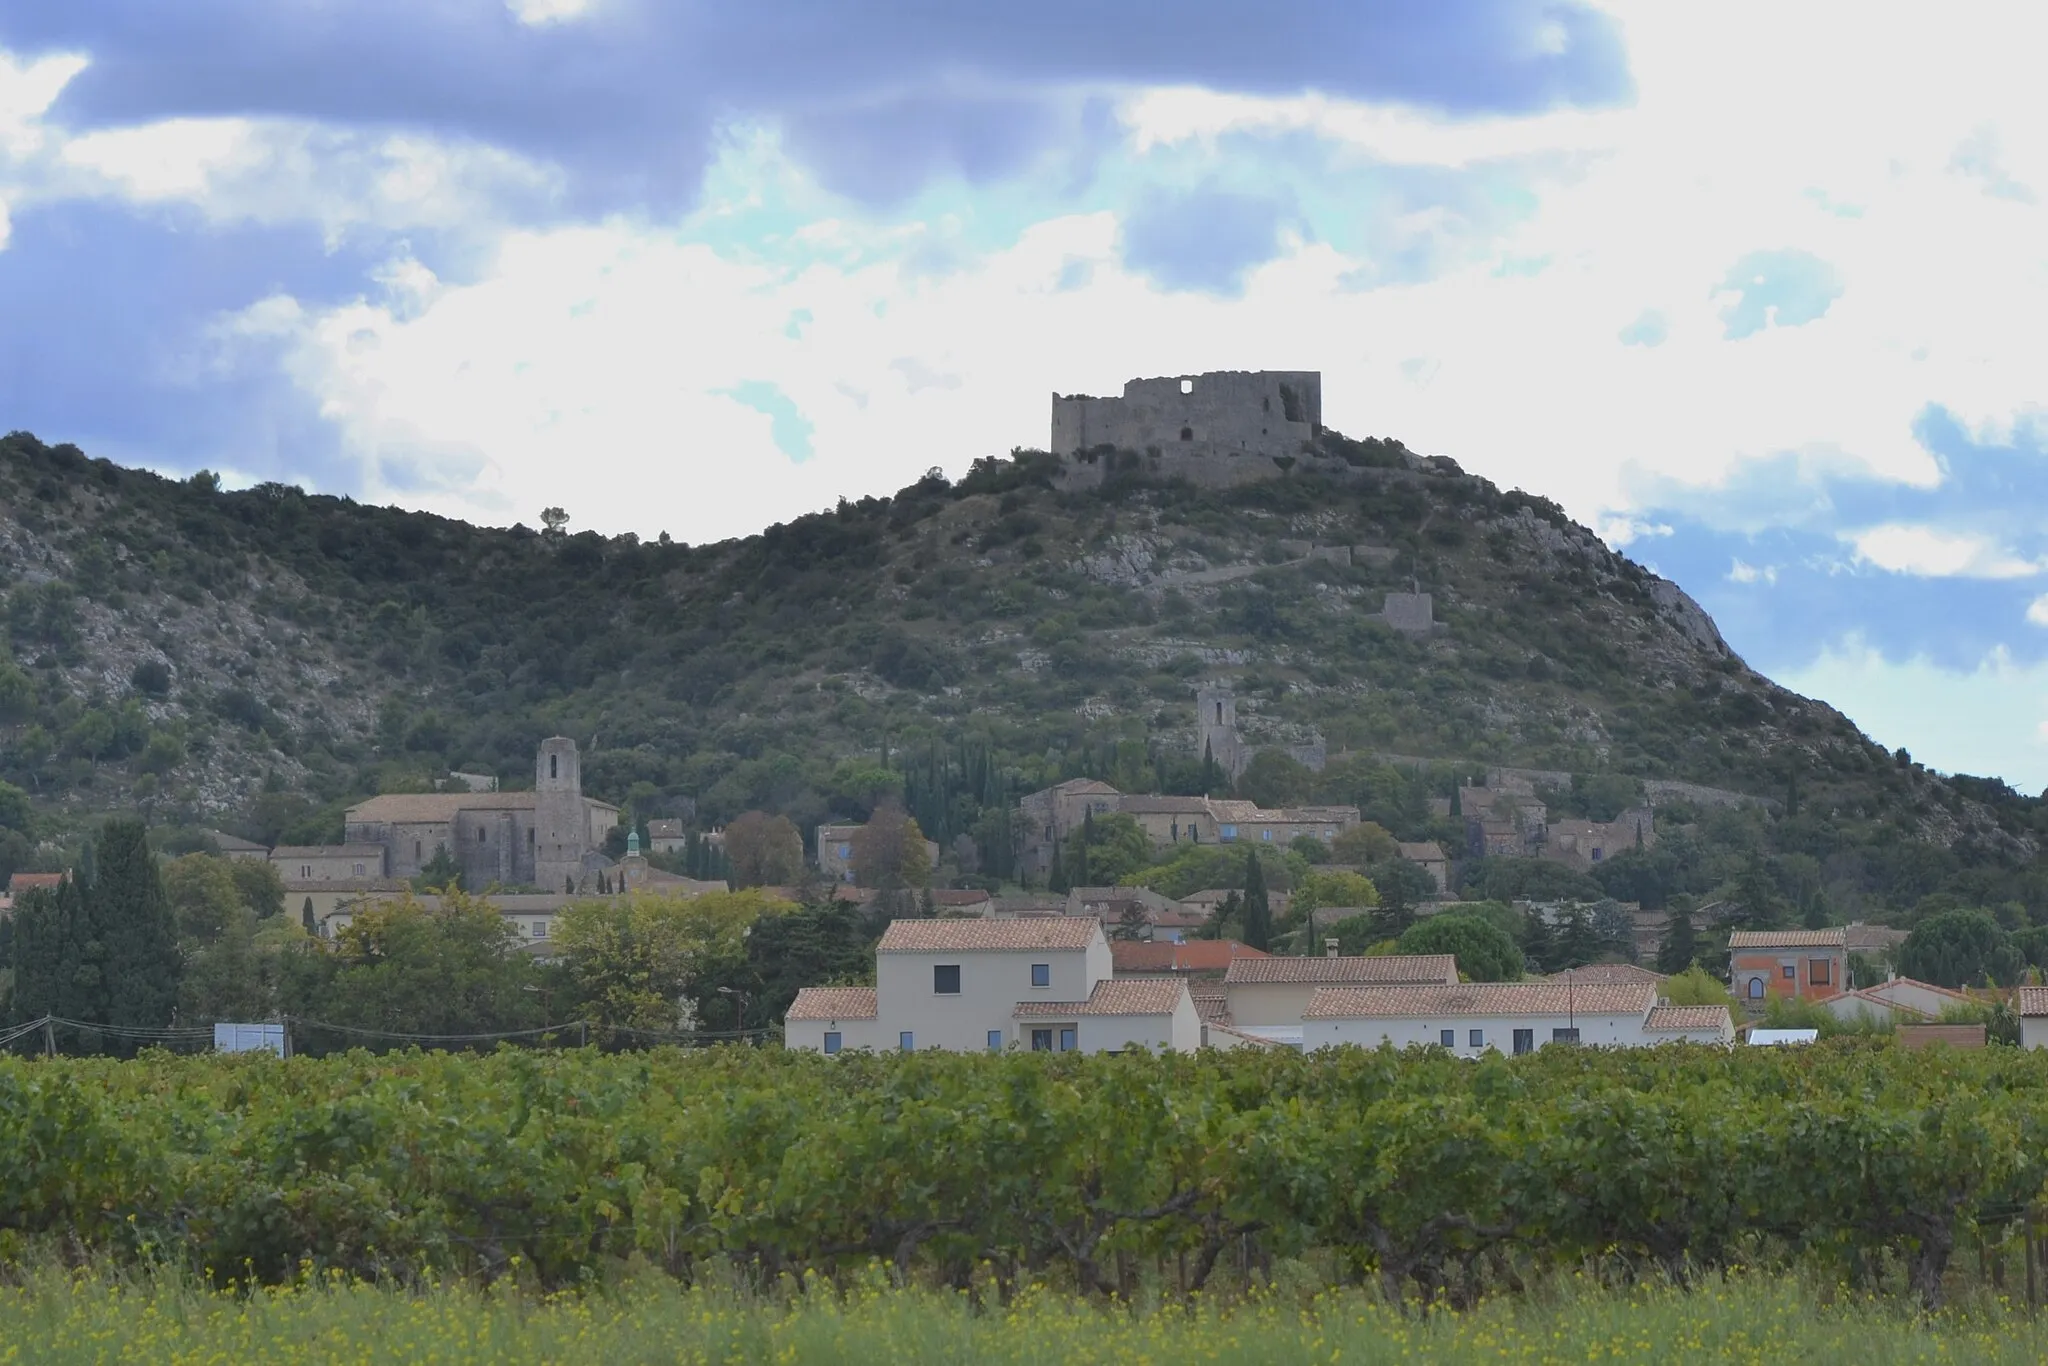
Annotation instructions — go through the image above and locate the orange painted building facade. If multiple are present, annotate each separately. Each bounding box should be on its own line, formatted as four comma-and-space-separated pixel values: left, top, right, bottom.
1729, 929, 1849, 1007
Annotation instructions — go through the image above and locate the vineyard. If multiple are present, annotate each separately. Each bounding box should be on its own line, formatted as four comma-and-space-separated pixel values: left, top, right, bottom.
3, 1042, 2046, 1311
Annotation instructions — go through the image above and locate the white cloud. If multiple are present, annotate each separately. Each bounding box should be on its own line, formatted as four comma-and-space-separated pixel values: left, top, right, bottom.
505, 0, 602, 24
1778, 635, 2048, 790
53, 119, 561, 242
2027, 595, 2048, 627
1728, 560, 1777, 585
1846, 524, 2046, 579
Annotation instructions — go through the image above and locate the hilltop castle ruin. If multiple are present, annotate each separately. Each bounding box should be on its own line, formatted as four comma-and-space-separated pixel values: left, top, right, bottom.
1051, 370, 1325, 490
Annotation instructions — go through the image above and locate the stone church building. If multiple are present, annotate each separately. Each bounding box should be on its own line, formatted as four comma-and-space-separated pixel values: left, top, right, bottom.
342, 737, 620, 892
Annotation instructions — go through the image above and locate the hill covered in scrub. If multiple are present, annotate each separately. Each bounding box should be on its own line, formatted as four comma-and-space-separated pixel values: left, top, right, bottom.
3, 427, 2046, 922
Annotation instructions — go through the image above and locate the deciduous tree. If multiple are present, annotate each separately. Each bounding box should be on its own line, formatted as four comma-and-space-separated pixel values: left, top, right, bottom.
724, 811, 804, 888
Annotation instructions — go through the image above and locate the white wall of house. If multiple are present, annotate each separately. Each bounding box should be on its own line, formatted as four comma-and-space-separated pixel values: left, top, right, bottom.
874, 942, 1109, 1053
1304, 1009, 1651, 1054
786, 1017, 893, 1054
1228, 981, 1352, 1029
2023, 1017, 2048, 1051
1074, 995, 1202, 1054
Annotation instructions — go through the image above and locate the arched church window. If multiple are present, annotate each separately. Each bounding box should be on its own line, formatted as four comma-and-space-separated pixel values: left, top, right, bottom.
550, 754, 558, 780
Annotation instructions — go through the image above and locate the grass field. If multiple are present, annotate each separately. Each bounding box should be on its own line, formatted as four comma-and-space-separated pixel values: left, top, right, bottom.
1, 1267, 2044, 1366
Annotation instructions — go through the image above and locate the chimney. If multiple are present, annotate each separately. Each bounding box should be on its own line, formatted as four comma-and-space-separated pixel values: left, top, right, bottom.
1325, 938, 1339, 958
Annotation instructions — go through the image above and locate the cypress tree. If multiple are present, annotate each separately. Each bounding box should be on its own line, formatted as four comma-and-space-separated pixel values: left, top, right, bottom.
301, 896, 317, 935
93, 818, 180, 1030
5, 882, 62, 1022
1656, 909, 1699, 975
1241, 848, 1271, 952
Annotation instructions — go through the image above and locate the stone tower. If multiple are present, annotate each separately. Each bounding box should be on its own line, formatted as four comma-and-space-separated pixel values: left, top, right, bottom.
1196, 685, 1246, 779
533, 736, 586, 894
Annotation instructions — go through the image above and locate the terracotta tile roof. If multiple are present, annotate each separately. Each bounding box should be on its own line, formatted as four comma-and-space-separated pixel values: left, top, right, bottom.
878, 918, 1102, 953
1224, 954, 1458, 986
1013, 979, 1189, 1018
1188, 980, 1230, 1020
1112, 940, 1269, 973
1549, 963, 1666, 986
1645, 1005, 1733, 1032
1203, 1021, 1283, 1048
930, 888, 995, 907
7, 872, 65, 893
786, 986, 879, 1021
346, 792, 539, 823
1858, 976, 1973, 1004
2019, 987, 2048, 1018
270, 844, 386, 860
1728, 929, 1847, 949
1397, 842, 1447, 861
1117, 796, 1215, 814
645, 819, 687, 839
1304, 981, 1655, 1019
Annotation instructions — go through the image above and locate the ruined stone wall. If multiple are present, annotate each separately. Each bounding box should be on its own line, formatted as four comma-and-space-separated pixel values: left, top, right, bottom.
1052, 370, 1321, 466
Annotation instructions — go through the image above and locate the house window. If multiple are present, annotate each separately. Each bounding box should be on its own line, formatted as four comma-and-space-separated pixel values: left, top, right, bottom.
477, 828, 486, 843
1780, 963, 1795, 979
533, 922, 548, 938
1439, 1029, 1455, 1048
1552, 1028, 1581, 1044
824, 1032, 842, 1055
933, 965, 961, 995
1469, 1030, 1484, 1048
899, 1032, 915, 1051
1261, 830, 1273, 842
987, 1030, 1003, 1051
1749, 977, 1765, 999
1031, 963, 1051, 988
1512, 1029, 1534, 1056
415, 841, 422, 860
1059, 1028, 1077, 1052
352, 863, 365, 877
1220, 825, 1237, 841
1591, 848, 1603, 862
1030, 1028, 1054, 1052
1215, 702, 1223, 724
1809, 958, 1832, 986
1180, 426, 1193, 441
527, 829, 534, 846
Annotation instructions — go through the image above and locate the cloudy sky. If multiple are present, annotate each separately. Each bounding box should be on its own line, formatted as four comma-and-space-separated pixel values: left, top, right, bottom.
2, 2, 2045, 787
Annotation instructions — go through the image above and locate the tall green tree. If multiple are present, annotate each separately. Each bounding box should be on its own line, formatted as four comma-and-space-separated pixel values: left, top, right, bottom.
3, 881, 65, 1022
1656, 908, 1700, 975
1241, 848, 1271, 952
93, 818, 181, 1030
1396, 914, 1523, 982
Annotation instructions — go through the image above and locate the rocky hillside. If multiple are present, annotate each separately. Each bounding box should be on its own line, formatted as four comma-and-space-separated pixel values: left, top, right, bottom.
2, 428, 2043, 916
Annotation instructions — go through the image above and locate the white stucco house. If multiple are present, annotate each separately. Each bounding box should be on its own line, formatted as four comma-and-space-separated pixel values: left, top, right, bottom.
1300, 981, 1734, 1054
783, 918, 1199, 1055
2019, 987, 2048, 1050
1222, 953, 1460, 1045
1818, 976, 1973, 1025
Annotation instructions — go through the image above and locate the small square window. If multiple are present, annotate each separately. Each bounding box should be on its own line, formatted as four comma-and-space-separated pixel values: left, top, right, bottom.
1031, 1028, 1053, 1052
899, 1031, 914, 1052
1059, 1027, 1077, 1052
1781, 964, 1795, 979
1469, 1030, 1484, 1048
1031, 963, 1051, 988
934, 965, 961, 994
987, 1030, 1003, 1051
823, 1032, 842, 1055
1439, 1029, 1455, 1048
1552, 1027, 1581, 1044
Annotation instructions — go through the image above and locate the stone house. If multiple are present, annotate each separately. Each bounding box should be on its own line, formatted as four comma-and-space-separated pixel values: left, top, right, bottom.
1397, 841, 1450, 893
270, 844, 387, 882
343, 737, 619, 893
1016, 778, 1121, 881
645, 819, 690, 854
816, 821, 943, 885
